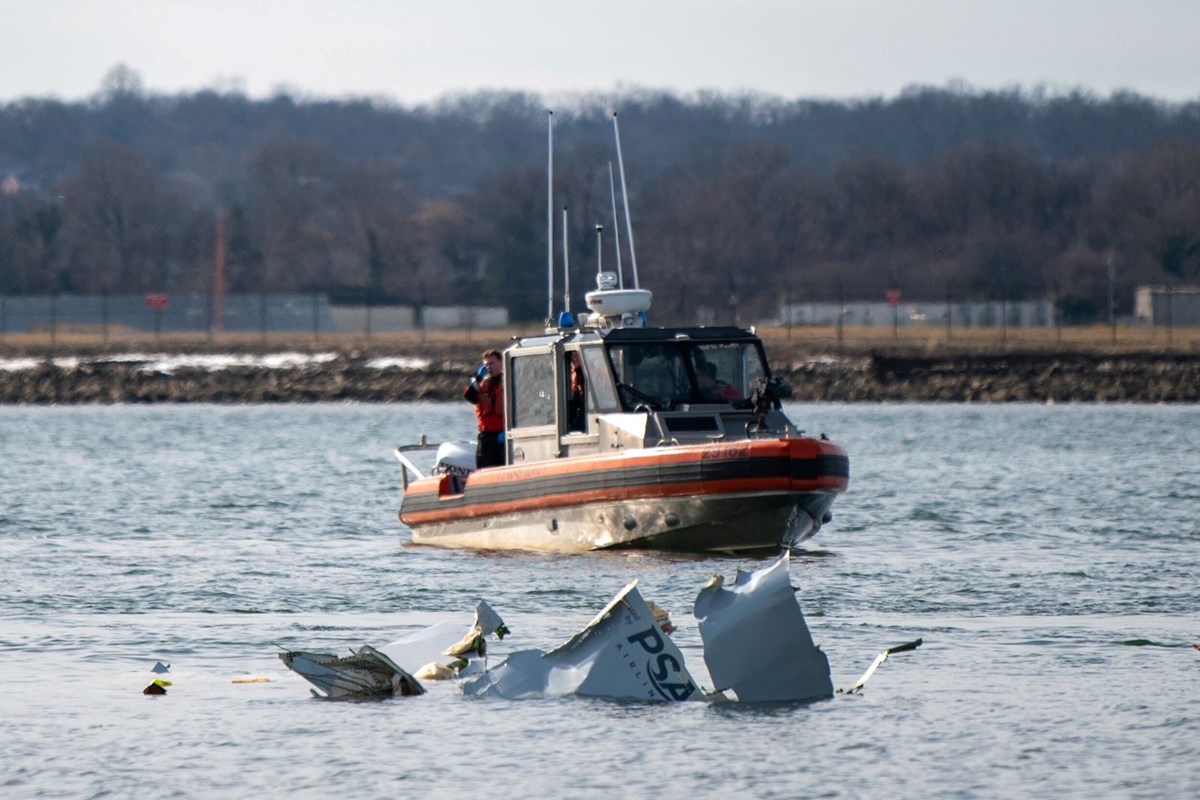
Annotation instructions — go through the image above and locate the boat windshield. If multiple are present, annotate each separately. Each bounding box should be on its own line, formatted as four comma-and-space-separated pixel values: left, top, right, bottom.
606, 341, 767, 410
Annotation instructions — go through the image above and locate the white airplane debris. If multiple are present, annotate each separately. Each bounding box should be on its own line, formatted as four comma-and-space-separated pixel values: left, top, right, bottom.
378, 600, 508, 680
278, 645, 425, 700
839, 638, 923, 694
275, 572, 917, 706
462, 582, 697, 702
693, 552, 833, 703
151, 661, 170, 674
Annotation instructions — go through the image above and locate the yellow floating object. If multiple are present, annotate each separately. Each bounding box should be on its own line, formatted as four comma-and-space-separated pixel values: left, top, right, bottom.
231, 676, 271, 684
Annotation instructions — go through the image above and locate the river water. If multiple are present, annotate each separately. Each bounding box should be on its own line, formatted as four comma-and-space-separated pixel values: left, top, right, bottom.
1, 403, 1197, 798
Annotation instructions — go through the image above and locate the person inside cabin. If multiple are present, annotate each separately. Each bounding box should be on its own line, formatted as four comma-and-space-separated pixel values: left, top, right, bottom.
697, 361, 742, 402
567, 351, 586, 432
464, 348, 505, 468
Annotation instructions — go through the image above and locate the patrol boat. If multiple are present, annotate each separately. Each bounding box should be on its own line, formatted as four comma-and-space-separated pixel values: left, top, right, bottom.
393, 113, 849, 554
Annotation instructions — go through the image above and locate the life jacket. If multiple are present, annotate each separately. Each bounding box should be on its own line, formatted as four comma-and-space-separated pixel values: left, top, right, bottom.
570, 364, 585, 402
465, 373, 504, 433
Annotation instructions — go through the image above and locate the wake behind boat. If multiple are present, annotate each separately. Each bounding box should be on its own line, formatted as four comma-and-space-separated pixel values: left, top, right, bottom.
394, 112, 849, 553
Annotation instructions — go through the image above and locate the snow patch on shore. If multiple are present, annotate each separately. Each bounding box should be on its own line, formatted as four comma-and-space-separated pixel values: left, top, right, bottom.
0, 352, 430, 373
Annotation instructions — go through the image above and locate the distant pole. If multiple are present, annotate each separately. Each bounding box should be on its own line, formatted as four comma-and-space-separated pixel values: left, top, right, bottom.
362, 288, 370, 338
1055, 285, 1063, 345
214, 212, 226, 334
312, 289, 320, 342
945, 281, 952, 342
1166, 285, 1174, 349
1107, 252, 1116, 345
837, 279, 845, 358
784, 285, 792, 340
1000, 273, 1008, 345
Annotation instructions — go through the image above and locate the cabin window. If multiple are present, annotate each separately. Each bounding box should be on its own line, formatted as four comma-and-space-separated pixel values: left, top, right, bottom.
509, 352, 556, 428
565, 351, 587, 432
580, 347, 619, 412
607, 343, 692, 410
690, 343, 765, 401
606, 340, 769, 409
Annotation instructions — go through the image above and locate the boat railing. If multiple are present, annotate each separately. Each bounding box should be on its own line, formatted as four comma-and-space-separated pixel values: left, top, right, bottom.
393, 434, 441, 490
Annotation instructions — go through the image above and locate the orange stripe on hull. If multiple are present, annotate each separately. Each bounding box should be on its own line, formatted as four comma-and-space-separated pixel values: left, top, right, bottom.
400, 443, 848, 526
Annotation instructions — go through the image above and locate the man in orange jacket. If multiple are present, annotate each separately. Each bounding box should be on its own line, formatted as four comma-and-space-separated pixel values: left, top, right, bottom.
464, 348, 505, 468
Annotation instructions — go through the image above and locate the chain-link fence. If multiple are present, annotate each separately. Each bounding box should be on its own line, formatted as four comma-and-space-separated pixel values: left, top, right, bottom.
1, 283, 1198, 351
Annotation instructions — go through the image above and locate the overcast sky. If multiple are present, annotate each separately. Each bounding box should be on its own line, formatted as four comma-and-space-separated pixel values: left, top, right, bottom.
4, 1, 1199, 105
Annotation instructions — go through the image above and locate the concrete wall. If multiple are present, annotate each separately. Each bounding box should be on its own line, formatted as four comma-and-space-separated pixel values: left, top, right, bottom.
329, 305, 416, 333
0, 293, 332, 334
1134, 286, 1200, 326
0, 294, 512, 334
779, 300, 1056, 328
420, 305, 509, 330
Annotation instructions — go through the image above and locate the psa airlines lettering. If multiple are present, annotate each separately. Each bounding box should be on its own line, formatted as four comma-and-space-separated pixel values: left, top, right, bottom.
626, 626, 696, 701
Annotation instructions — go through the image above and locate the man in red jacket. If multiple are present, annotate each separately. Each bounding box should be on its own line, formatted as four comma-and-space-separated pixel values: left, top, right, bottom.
464, 349, 505, 468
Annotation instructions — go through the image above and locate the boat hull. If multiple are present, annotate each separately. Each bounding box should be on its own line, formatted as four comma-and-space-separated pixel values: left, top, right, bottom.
399, 438, 849, 553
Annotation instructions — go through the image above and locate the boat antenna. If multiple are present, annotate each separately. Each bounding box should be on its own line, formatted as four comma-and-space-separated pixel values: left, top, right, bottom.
611, 111, 640, 289
607, 162, 624, 289
595, 224, 604, 283
546, 110, 555, 324
562, 206, 571, 314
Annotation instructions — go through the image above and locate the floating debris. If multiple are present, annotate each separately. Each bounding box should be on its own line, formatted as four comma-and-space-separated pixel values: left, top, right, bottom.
413, 660, 466, 681
694, 552, 833, 703
838, 639, 924, 695
275, 562, 919, 705
231, 676, 271, 684
278, 645, 425, 700
646, 601, 675, 634
462, 582, 697, 702
151, 661, 171, 674
143, 678, 171, 695
378, 600, 508, 681
280, 601, 507, 698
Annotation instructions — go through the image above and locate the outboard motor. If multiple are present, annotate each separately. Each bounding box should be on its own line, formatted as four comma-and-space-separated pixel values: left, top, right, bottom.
433, 441, 477, 477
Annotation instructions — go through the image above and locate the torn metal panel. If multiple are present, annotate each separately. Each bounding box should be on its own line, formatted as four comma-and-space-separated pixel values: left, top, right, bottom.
278, 645, 426, 700
377, 600, 509, 679
693, 552, 833, 703
378, 622, 476, 673
463, 582, 698, 702
472, 599, 508, 639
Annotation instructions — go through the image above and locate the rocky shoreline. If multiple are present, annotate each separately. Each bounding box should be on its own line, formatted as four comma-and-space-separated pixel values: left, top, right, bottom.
2, 347, 1197, 403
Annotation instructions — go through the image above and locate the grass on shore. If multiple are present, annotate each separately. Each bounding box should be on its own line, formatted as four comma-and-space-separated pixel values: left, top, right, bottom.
2, 322, 1198, 359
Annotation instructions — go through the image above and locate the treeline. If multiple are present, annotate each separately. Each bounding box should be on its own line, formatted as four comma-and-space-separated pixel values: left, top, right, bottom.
2, 66, 1200, 323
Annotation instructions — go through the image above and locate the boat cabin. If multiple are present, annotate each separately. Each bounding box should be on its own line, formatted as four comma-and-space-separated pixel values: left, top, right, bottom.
502, 325, 797, 466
